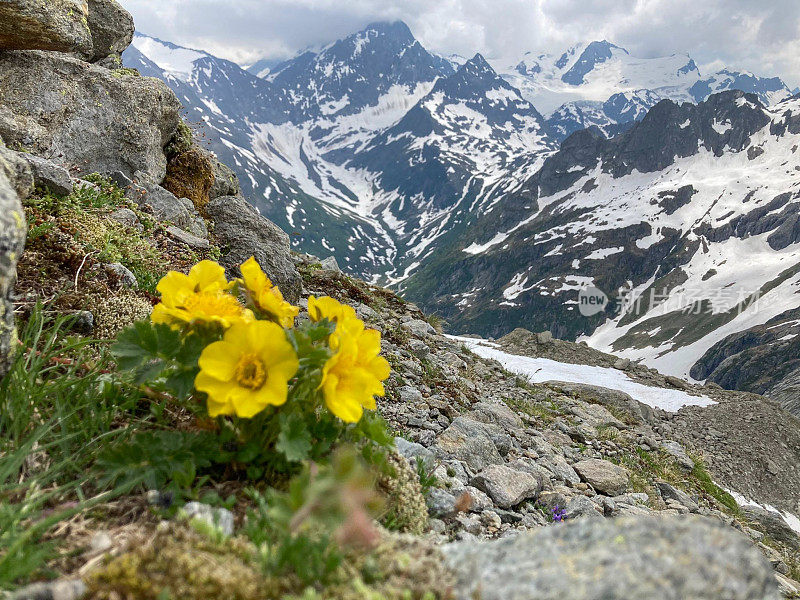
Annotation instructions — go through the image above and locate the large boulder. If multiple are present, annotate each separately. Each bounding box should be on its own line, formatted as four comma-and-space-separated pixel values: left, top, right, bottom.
0, 0, 93, 58
0, 147, 28, 376
204, 195, 301, 302
573, 458, 629, 496
87, 0, 134, 62
444, 515, 780, 600
0, 51, 181, 184
433, 416, 504, 472
470, 464, 542, 509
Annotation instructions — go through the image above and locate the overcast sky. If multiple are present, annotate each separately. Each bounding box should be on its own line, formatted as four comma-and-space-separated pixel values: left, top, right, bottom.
124, 0, 800, 88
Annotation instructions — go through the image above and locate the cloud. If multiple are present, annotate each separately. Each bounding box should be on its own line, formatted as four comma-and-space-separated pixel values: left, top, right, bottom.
122, 0, 800, 87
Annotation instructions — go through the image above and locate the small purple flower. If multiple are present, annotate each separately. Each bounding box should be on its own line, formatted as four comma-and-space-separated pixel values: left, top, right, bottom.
551, 504, 567, 522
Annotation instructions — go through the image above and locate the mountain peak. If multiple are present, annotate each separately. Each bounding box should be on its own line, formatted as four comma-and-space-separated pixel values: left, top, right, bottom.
362, 20, 414, 41
460, 53, 495, 76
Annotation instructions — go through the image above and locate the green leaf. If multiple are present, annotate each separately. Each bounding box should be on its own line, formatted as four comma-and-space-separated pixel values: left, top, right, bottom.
276, 413, 312, 463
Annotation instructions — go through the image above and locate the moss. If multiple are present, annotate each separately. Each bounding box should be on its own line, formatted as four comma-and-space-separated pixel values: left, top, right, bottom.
86, 525, 267, 600
162, 144, 215, 213
89, 290, 153, 339
378, 453, 429, 535
164, 120, 194, 159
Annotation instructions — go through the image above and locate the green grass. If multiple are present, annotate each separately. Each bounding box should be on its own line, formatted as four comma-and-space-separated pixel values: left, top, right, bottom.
0, 306, 147, 588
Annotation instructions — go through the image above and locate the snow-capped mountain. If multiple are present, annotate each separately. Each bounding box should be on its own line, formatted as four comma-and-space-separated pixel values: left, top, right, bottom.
404, 91, 800, 398
123, 26, 795, 282
490, 40, 793, 140
124, 25, 554, 281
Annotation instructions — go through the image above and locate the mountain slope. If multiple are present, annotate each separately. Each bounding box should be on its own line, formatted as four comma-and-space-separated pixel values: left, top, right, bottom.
403, 91, 800, 388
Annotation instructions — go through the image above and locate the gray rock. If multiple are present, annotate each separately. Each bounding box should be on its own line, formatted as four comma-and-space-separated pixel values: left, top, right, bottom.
565, 495, 603, 521
397, 385, 423, 404
0, 50, 181, 183
660, 440, 695, 471
613, 357, 631, 370
537, 454, 580, 485
108, 207, 142, 231
0, 145, 34, 199
208, 155, 241, 199
444, 515, 780, 600
434, 417, 504, 472
9, 579, 87, 600
125, 184, 206, 237
573, 458, 629, 496
401, 318, 436, 337
546, 381, 655, 424
166, 225, 211, 250
469, 401, 523, 430
69, 310, 94, 335
320, 256, 341, 272
426, 487, 458, 518
0, 152, 26, 377
104, 262, 137, 288
87, 0, 134, 62
182, 501, 234, 536
536, 331, 553, 344
742, 505, 800, 548
656, 481, 700, 513
0, 0, 93, 57
22, 154, 73, 196
470, 464, 542, 509
462, 485, 493, 512
394, 436, 435, 470
205, 195, 301, 302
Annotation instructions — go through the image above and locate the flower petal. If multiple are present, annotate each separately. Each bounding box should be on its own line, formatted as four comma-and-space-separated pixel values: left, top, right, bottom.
189, 260, 228, 292
197, 340, 238, 381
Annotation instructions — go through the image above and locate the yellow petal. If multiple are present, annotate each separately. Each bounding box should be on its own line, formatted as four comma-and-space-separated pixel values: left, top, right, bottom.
197, 340, 238, 381
189, 260, 228, 292
195, 372, 235, 417
156, 271, 193, 304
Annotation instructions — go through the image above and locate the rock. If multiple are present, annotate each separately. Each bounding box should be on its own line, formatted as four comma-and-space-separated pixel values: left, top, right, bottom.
401, 318, 436, 337
0, 50, 181, 183
470, 464, 542, 509
776, 574, 800, 597
426, 488, 458, 518
665, 374, 691, 390
182, 502, 235, 537
89, 530, 113, 554
0, 156, 25, 377
536, 331, 553, 344
21, 154, 73, 196
9, 579, 87, 600
320, 256, 341, 272
208, 155, 241, 200
108, 207, 142, 231
87, 0, 134, 62
462, 486, 493, 512
613, 357, 631, 370
537, 454, 580, 485
742, 505, 800, 548
125, 183, 207, 237
0, 145, 34, 199
69, 310, 94, 335
660, 440, 695, 471
394, 436, 435, 470
0, 0, 92, 57
166, 225, 211, 250
104, 262, 137, 288
469, 401, 523, 430
573, 458, 629, 496
655, 481, 700, 513
565, 495, 603, 521
204, 195, 301, 302
547, 381, 655, 424
434, 417, 504, 472
443, 515, 780, 600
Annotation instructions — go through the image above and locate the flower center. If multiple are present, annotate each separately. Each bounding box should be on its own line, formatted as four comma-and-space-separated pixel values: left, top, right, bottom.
235, 353, 267, 390
183, 292, 243, 317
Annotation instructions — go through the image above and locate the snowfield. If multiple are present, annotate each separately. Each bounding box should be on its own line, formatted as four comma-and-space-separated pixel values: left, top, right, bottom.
450, 336, 715, 412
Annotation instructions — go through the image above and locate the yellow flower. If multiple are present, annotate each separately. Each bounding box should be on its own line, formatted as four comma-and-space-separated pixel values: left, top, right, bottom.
195, 320, 299, 418
239, 256, 299, 328
308, 295, 357, 324
151, 260, 252, 328
319, 306, 390, 423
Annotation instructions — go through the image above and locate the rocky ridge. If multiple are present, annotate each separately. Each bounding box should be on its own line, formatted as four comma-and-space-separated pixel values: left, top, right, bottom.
0, 2, 799, 599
